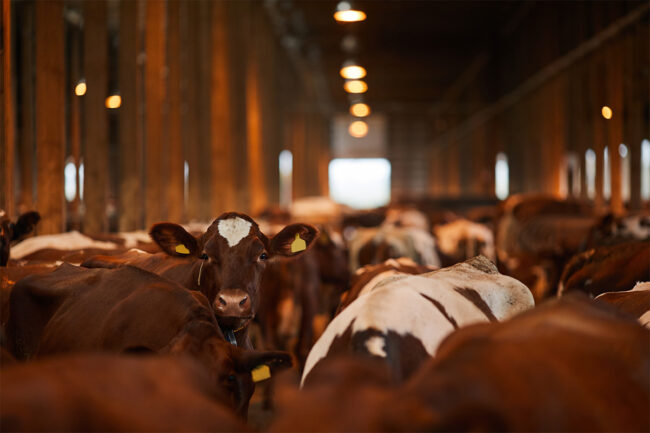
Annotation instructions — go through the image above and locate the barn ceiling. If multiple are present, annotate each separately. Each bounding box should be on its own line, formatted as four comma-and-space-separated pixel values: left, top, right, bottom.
288, 0, 519, 113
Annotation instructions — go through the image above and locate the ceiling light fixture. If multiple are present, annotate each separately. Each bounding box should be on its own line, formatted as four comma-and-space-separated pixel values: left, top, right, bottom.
344, 80, 367, 94
334, 1, 366, 23
350, 103, 370, 117
340, 63, 366, 80
348, 120, 368, 138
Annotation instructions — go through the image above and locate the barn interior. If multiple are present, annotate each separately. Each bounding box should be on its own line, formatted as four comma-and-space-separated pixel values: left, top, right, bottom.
0, 0, 649, 432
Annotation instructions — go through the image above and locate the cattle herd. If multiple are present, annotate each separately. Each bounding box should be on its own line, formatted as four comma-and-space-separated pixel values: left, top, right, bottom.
0, 195, 648, 432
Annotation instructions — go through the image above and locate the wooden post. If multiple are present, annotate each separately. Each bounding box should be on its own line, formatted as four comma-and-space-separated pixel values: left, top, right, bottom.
184, 1, 201, 222
82, 0, 109, 234
2, 0, 15, 215
118, 0, 144, 231
34, 0, 65, 234
606, 38, 624, 214
166, 0, 184, 222
210, 0, 235, 215
17, 1, 35, 212
143, 0, 167, 227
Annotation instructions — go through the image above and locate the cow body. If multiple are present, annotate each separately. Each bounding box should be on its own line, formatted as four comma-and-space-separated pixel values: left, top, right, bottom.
301, 256, 533, 385
596, 282, 650, 327
1, 354, 248, 432
0, 210, 40, 266
5, 264, 290, 416
558, 240, 650, 297
433, 218, 495, 266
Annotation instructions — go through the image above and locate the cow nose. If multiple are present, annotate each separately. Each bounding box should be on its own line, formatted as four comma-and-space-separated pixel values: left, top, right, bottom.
214, 288, 251, 317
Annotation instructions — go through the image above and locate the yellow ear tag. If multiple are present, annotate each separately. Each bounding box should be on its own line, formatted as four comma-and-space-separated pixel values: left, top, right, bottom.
291, 233, 307, 253
251, 364, 271, 383
175, 244, 190, 255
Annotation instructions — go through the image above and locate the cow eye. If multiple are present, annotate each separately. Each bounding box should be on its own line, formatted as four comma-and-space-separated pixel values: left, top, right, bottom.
259, 252, 268, 261
200, 253, 208, 260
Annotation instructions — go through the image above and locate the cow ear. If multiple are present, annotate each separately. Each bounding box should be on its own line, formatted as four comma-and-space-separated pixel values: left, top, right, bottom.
11, 211, 40, 241
150, 223, 201, 257
240, 350, 293, 374
269, 224, 319, 257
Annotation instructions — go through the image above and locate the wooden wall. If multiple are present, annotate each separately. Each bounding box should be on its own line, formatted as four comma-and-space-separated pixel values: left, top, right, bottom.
425, 1, 649, 211
1, 0, 329, 234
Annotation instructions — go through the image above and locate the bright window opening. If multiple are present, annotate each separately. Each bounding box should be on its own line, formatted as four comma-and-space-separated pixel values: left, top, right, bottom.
619, 144, 630, 202
642, 139, 650, 201
279, 150, 293, 207
561, 152, 581, 198
184, 161, 189, 209
64, 159, 77, 202
585, 149, 596, 200
603, 146, 611, 200
329, 158, 390, 209
495, 152, 509, 200
78, 160, 85, 201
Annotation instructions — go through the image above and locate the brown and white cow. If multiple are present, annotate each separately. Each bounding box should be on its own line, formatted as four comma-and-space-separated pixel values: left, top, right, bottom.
433, 218, 495, 266
1, 354, 249, 432
5, 264, 291, 417
82, 212, 318, 348
0, 210, 40, 266
558, 240, 650, 298
301, 256, 533, 386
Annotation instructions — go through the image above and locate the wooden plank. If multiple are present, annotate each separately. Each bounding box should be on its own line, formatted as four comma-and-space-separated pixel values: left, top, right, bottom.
17, 1, 35, 211
68, 19, 82, 229
82, 0, 109, 234
210, 0, 234, 215
2, 0, 14, 215
605, 37, 624, 214
118, 0, 144, 231
143, 0, 167, 227
197, 0, 212, 220
184, 1, 201, 221
34, 0, 65, 234
166, 0, 183, 222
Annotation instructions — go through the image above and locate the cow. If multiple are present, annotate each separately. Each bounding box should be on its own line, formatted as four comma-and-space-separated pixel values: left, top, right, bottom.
271, 295, 650, 432
596, 281, 650, 328
82, 212, 318, 348
5, 264, 291, 417
301, 255, 533, 386
557, 240, 650, 298
337, 257, 435, 314
583, 212, 650, 250
1, 354, 249, 432
433, 218, 495, 266
0, 210, 40, 266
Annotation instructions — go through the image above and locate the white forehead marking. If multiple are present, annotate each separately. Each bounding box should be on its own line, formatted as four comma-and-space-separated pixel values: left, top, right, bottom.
217, 217, 252, 247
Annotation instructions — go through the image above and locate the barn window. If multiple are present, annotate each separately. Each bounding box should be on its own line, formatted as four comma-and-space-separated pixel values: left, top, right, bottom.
64, 158, 77, 202
279, 150, 293, 207
561, 152, 581, 198
619, 144, 630, 202
184, 161, 189, 208
78, 160, 85, 201
603, 146, 611, 200
585, 149, 596, 200
642, 139, 650, 201
495, 152, 509, 200
329, 158, 390, 209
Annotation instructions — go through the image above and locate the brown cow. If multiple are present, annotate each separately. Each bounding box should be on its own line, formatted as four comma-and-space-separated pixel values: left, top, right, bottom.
558, 240, 650, 297
1, 354, 249, 432
596, 282, 650, 327
5, 264, 291, 417
82, 212, 318, 348
0, 210, 40, 266
271, 295, 650, 432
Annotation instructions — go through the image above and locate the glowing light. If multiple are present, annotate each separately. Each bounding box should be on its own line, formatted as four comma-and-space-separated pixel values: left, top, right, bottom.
495, 153, 509, 200
105, 94, 122, 109
601, 106, 612, 119
64, 160, 77, 202
585, 149, 596, 200
348, 120, 368, 138
334, 9, 366, 22
329, 158, 391, 209
350, 103, 370, 117
618, 143, 628, 158
344, 80, 367, 94
74, 80, 87, 96
642, 139, 650, 200
340, 65, 366, 80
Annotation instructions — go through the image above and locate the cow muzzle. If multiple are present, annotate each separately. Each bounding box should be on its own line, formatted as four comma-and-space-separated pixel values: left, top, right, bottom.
214, 288, 252, 319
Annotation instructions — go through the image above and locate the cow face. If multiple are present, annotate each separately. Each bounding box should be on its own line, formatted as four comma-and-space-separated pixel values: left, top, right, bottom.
164, 320, 292, 417
150, 212, 318, 332
0, 211, 40, 266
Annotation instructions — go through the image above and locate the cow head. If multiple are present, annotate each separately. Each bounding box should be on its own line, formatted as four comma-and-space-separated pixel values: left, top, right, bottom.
164, 320, 292, 417
0, 211, 40, 266
150, 212, 318, 333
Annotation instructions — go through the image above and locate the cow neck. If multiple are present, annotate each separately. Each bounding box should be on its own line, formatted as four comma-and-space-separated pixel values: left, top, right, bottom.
220, 324, 249, 348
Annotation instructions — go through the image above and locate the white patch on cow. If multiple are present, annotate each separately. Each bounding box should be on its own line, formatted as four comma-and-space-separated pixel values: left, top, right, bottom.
631, 281, 650, 292
301, 256, 534, 386
117, 231, 152, 248
434, 219, 496, 262
127, 248, 147, 254
0, 210, 5, 218
357, 270, 401, 298
217, 217, 252, 247
9, 231, 118, 259
365, 335, 387, 357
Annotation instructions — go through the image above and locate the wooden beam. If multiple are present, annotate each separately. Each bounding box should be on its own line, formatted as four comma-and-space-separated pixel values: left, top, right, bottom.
17, 1, 35, 212
118, 0, 144, 231
82, 0, 109, 234
35, 0, 65, 234
166, 0, 184, 222
143, 0, 167, 227
2, 0, 14, 215
605, 37, 624, 214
